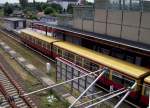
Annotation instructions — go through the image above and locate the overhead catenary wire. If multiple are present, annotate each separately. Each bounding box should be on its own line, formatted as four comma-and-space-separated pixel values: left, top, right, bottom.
85, 82, 137, 108
22, 68, 105, 97
85, 89, 129, 108
82, 90, 103, 98
75, 87, 125, 107
114, 82, 137, 108
68, 69, 107, 108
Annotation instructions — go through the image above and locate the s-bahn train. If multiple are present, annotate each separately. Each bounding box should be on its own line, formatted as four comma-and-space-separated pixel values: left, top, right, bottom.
20, 29, 150, 107
30, 22, 150, 69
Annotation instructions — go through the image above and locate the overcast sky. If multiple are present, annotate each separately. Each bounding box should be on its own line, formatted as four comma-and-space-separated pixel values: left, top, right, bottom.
0, 0, 94, 4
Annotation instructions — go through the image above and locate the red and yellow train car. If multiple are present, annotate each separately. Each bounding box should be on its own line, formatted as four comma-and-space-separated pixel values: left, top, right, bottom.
141, 76, 150, 107
20, 29, 150, 107
21, 29, 58, 56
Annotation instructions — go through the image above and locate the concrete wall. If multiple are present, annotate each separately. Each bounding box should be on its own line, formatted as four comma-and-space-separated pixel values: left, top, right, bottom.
139, 12, 150, 44
107, 24, 121, 38
73, 8, 150, 45
107, 10, 122, 24
73, 18, 82, 30
141, 12, 150, 28
123, 11, 140, 27
94, 22, 106, 34
83, 20, 93, 32
94, 9, 106, 22
139, 28, 150, 45
122, 26, 139, 41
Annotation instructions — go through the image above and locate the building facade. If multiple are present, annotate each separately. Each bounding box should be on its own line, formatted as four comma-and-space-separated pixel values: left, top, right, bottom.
47, 0, 80, 9
3, 18, 26, 31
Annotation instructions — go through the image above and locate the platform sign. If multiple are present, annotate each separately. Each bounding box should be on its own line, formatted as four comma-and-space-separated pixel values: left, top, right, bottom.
56, 57, 96, 98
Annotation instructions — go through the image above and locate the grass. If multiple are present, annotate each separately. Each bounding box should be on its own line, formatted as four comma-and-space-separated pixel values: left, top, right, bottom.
0, 33, 52, 75
0, 47, 69, 108
0, 48, 39, 88
0, 9, 4, 17
0, 34, 70, 107
39, 90, 70, 108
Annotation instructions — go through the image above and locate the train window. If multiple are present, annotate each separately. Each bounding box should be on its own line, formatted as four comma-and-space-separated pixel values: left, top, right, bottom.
112, 72, 134, 88
33, 38, 35, 43
38, 40, 42, 46
111, 50, 125, 59
123, 77, 134, 87
90, 62, 99, 71
84, 59, 91, 71
126, 55, 135, 63
53, 46, 57, 53
75, 56, 82, 66
44, 42, 46, 48
58, 48, 62, 56
144, 86, 150, 97
68, 52, 74, 62
47, 44, 51, 50
112, 72, 123, 85
34, 38, 37, 44
31, 37, 33, 43
63, 51, 67, 59
103, 70, 110, 79
135, 56, 141, 65
42, 41, 46, 48
101, 48, 110, 55
63, 51, 74, 62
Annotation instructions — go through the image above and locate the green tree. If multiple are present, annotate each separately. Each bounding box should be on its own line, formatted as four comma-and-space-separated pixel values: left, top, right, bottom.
19, 0, 28, 9
42, 3, 50, 10
67, 4, 73, 14
35, 2, 43, 12
44, 7, 55, 15
50, 3, 62, 13
3, 2, 13, 16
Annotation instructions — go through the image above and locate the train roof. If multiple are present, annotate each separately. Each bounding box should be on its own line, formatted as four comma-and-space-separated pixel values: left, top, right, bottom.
144, 76, 150, 84
21, 29, 58, 43
53, 42, 150, 79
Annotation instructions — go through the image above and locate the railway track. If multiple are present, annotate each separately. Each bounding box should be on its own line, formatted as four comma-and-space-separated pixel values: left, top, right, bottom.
0, 28, 55, 63
0, 64, 36, 108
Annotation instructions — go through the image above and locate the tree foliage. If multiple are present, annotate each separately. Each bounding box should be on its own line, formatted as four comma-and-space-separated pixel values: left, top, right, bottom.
42, 3, 50, 10
44, 7, 55, 15
19, 0, 28, 8
50, 3, 62, 13
67, 4, 73, 14
4, 2, 13, 16
42, 3, 62, 16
